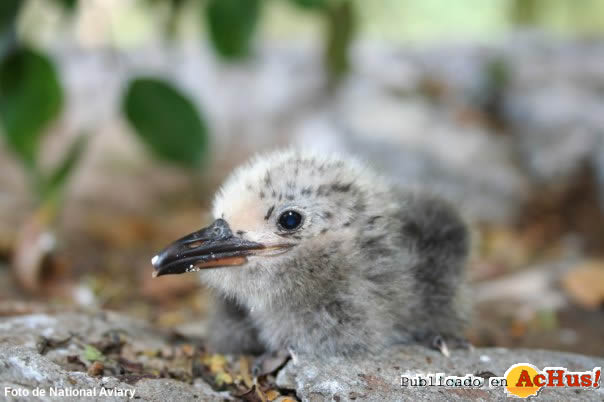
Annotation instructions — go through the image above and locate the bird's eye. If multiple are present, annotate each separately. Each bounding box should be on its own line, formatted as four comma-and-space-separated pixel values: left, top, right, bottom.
278, 210, 303, 231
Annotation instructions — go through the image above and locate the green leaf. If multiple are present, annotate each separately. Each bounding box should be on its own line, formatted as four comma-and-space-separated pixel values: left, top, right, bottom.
123, 77, 208, 167
324, 0, 356, 86
83, 344, 104, 362
41, 133, 88, 201
289, 0, 327, 10
509, 0, 541, 26
0, 47, 63, 168
0, 0, 20, 34
205, 0, 261, 60
0, 0, 21, 59
54, 0, 78, 11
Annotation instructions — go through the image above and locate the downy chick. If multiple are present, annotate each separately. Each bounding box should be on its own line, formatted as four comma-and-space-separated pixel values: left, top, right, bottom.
152, 150, 470, 357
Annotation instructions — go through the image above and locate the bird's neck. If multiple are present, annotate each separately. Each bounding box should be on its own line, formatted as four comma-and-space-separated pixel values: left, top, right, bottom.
245, 284, 349, 353
244, 278, 337, 314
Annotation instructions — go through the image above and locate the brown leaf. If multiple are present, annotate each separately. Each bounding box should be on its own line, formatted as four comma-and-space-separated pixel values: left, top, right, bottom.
65, 355, 87, 371
67, 355, 85, 365
562, 261, 604, 309
509, 319, 527, 338
180, 344, 196, 358
235, 384, 272, 402
87, 361, 104, 377
235, 385, 263, 402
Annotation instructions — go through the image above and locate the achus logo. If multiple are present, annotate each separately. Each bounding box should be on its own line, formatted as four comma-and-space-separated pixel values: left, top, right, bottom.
504, 363, 601, 398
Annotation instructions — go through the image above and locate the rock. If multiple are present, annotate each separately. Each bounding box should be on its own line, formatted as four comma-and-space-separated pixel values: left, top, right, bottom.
1, 311, 603, 401
0, 312, 230, 401
0, 346, 225, 401
277, 345, 604, 401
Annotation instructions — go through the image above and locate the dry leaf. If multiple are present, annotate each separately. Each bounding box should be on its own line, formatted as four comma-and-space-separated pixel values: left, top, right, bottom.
203, 354, 228, 374
12, 211, 57, 292
480, 227, 533, 269
215, 371, 233, 386
562, 261, 604, 309
180, 344, 195, 358
87, 361, 104, 377
239, 356, 254, 389
255, 384, 268, 402
236, 385, 266, 402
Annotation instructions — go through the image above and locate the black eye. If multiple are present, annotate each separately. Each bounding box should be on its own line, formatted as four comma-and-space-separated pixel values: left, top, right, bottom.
278, 210, 303, 231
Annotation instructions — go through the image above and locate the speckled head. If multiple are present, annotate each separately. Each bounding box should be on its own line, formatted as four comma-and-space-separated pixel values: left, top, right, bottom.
152, 149, 398, 306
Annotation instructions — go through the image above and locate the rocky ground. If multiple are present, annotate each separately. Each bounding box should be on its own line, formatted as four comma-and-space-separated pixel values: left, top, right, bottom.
1, 311, 602, 401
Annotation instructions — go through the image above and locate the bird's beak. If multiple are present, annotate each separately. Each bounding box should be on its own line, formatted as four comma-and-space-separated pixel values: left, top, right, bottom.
151, 218, 287, 277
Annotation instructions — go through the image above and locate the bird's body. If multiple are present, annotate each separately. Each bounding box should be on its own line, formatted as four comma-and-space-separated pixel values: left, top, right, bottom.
153, 150, 470, 356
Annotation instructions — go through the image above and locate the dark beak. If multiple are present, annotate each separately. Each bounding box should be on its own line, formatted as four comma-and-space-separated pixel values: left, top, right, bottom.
151, 219, 266, 277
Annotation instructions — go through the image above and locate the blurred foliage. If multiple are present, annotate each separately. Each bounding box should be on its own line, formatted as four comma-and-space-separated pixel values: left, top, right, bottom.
41, 133, 89, 202
0, 1, 20, 36
290, 0, 329, 10
205, 0, 261, 60
509, 0, 540, 26
324, 0, 356, 85
474, 57, 511, 127
3, 0, 602, 210
288, 0, 356, 84
0, 0, 359, 195
0, 45, 88, 207
0, 0, 19, 57
0, 47, 62, 169
201, 0, 357, 84
55, 0, 78, 11
123, 78, 208, 168
0, 0, 89, 212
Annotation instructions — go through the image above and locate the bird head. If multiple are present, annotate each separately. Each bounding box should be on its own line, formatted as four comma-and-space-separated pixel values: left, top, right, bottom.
152, 150, 399, 307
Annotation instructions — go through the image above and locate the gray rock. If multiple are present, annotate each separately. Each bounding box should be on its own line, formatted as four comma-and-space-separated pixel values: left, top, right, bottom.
0, 312, 229, 402
2, 312, 603, 401
277, 345, 604, 401
0, 346, 228, 402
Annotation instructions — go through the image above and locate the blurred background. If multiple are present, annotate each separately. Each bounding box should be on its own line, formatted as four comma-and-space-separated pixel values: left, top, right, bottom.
1, 0, 603, 358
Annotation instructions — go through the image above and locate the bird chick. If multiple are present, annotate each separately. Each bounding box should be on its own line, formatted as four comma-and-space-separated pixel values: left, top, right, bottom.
152, 150, 470, 357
